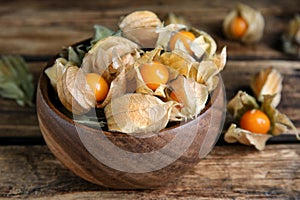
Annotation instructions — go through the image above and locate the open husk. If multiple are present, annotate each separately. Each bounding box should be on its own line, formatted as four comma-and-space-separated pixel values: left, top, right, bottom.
156, 24, 218, 59
160, 49, 195, 77
227, 90, 259, 120
225, 91, 270, 150
134, 46, 225, 98
193, 60, 222, 92
156, 24, 187, 50
190, 28, 217, 59
119, 10, 162, 48
224, 124, 272, 151
223, 3, 265, 44
225, 90, 299, 150
134, 47, 171, 98
262, 95, 299, 138
104, 93, 178, 135
159, 46, 226, 92
169, 75, 208, 119
97, 67, 127, 108
81, 36, 140, 107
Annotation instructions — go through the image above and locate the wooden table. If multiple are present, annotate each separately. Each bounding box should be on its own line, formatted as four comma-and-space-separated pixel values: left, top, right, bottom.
0, 0, 299, 199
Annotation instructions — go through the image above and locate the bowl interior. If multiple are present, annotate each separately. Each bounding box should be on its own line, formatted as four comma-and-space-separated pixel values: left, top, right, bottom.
39, 63, 226, 150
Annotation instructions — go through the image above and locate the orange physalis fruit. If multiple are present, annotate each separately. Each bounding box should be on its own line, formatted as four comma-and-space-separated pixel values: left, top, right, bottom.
85, 73, 109, 102
140, 61, 169, 91
170, 91, 180, 103
169, 90, 183, 110
169, 30, 196, 55
230, 16, 248, 38
240, 109, 271, 134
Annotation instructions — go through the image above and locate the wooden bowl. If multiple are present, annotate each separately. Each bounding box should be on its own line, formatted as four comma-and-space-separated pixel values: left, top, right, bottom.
36, 58, 226, 189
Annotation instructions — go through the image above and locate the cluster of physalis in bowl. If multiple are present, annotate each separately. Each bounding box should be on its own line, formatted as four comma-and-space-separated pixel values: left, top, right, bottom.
37, 10, 227, 189
44, 10, 227, 135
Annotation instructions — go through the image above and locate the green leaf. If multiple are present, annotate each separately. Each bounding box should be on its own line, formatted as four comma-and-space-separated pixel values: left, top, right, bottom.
74, 114, 106, 128
67, 46, 82, 66
57, 25, 113, 67
89, 25, 114, 48
0, 82, 24, 99
0, 55, 34, 106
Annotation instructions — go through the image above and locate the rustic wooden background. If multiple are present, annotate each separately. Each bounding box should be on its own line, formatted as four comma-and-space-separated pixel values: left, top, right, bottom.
0, 0, 299, 199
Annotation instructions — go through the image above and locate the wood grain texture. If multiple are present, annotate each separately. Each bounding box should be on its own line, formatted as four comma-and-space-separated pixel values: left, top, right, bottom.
0, 144, 298, 199
0, 62, 44, 139
0, 0, 299, 59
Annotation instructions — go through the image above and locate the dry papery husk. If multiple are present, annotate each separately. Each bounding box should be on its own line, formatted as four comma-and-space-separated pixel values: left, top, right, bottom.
134, 47, 215, 120
131, 45, 215, 122
81, 36, 139, 81
46, 54, 128, 115
225, 91, 299, 150
81, 36, 140, 108
119, 10, 162, 48
262, 95, 299, 139
224, 124, 272, 151
160, 49, 195, 77
225, 91, 269, 150
156, 24, 218, 59
168, 75, 208, 120
227, 90, 259, 121
159, 47, 226, 92
134, 46, 225, 98
134, 47, 179, 98
45, 57, 74, 90
45, 58, 95, 114
56, 65, 95, 115
251, 67, 283, 107
97, 67, 127, 109
282, 14, 300, 57
223, 3, 265, 44
104, 93, 179, 136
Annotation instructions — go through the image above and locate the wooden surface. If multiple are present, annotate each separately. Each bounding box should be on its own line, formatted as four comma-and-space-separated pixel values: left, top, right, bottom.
0, 144, 299, 199
0, 0, 299, 199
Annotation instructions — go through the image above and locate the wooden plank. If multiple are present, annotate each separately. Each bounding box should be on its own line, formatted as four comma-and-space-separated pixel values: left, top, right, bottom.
0, 144, 298, 199
0, 0, 299, 58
